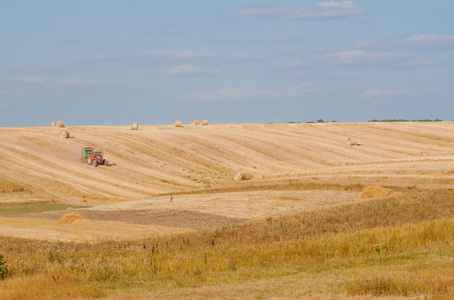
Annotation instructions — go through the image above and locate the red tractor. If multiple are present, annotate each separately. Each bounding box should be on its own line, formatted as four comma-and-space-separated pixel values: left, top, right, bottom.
81, 147, 107, 167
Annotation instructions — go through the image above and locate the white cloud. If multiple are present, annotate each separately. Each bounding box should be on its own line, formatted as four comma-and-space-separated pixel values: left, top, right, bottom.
13, 77, 45, 84
222, 1, 363, 19
294, 83, 314, 89
144, 50, 215, 59
163, 64, 220, 75
56, 78, 106, 86
360, 89, 416, 98
318, 50, 406, 64
402, 35, 454, 49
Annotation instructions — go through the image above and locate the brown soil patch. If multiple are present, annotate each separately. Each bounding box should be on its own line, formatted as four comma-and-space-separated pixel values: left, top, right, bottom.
21, 209, 245, 231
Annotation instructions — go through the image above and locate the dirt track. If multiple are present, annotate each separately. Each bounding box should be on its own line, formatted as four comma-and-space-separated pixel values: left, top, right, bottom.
1, 122, 454, 241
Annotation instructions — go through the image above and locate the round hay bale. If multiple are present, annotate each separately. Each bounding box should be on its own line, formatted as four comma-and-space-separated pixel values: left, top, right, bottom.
200, 119, 208, 126
50, 122, 56, 126
58, 213, 86, 225
191, 120, 199, 125
59, 130, 70, 139
360, 186, 394, 199
347, 137, 357, 146
57, 121, 66, 128
174, 120, 182, 127
131, 123, 139, 130
234, 171, 247, 181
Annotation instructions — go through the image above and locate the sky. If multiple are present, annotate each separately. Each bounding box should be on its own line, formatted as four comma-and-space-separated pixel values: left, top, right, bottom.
1, 1, 453, 127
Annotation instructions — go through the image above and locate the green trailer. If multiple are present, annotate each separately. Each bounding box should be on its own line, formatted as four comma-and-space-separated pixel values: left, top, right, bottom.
81, 147, 94, 163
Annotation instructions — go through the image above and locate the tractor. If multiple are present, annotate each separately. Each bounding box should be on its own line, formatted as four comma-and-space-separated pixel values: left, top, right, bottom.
81, 147, 107, 167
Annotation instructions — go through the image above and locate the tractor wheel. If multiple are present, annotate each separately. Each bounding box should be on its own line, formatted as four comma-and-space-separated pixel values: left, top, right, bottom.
93, 161, 98, 167
88, 157, 92, 165
103, 160, 107, 166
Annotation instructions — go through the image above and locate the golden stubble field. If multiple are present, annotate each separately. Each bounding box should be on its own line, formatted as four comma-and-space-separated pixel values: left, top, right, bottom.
1, 121, 454, 242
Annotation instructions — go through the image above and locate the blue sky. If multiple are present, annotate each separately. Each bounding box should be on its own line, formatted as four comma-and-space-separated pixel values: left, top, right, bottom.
1, 1, 453, 126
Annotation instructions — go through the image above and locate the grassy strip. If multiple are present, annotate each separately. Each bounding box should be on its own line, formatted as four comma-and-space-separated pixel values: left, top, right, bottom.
161, 180, 366, 197
0, 202, 86, 216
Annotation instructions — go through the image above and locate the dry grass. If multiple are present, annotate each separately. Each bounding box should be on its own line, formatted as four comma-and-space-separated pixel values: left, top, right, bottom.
1, 189, 454, 298
0, 274, 104, 300
0, 181, 25, 193
360, 186, 395, 198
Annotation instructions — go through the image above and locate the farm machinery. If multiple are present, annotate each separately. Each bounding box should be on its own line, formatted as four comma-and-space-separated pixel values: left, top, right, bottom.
81, 147, 107, 167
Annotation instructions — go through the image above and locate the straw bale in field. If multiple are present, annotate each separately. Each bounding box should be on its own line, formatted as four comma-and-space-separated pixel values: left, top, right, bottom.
50, 122, 56, 126
174, 120, 182, 127
347, 137, 357, 146
59, 130, 70, 139
360, 186, 394, 199
58, 213, 87, 225
234, 171, 247, 181
131, 123, 139, 130
57, 121, 66, 128
191, 120, 199, 125
200, 119, 208, 126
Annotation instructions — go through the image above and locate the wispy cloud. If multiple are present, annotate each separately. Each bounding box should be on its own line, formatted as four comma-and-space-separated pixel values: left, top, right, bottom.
163, 64, 220, 75
317, 50, 406, 64
401, 34, 454, 49
143, 50, 215, 59
56, 78, 107, 86
360, 89, 417, 98
13, 77, 45, 84
221, 1, 363, 19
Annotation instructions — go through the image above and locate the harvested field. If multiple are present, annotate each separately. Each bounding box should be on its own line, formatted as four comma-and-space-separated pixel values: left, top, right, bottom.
1, 122, 454, 242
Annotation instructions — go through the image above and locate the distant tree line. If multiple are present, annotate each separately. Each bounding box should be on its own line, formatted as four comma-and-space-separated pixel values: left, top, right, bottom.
367, 119, 442, 122
287, 119, 443, 124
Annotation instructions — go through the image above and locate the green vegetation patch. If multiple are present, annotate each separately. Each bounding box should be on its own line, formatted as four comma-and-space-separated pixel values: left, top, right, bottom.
0, 202, 86, 216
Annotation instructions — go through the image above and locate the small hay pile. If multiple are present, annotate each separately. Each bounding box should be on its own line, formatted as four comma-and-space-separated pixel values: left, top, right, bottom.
57, 121, 66, 128
234, 171, 247, 181
58, 213, 87, 225
174, 120, 182, 127
200, 119, 208, 126
191, 120, 199, 125
360, 186, 395, 199
347, 137, 357, 146
50, 122, 56, 126
59, 130, 70, 139
131, 123, 139, 130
